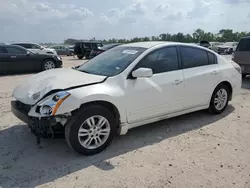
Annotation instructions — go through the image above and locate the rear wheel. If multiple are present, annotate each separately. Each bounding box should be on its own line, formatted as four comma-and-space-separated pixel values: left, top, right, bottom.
242, 74, 247, 78
228, 48, 233, 54
208, 84, 230, 114
42, 59, 56, 71
77, 55, 83, 59
65, 105, 117, 155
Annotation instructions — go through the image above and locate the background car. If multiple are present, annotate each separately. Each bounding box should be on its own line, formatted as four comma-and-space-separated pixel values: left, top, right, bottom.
217, 42, 238, 54
208, 42, 224, 52
50, 45, 74, 56
89, 43, 122, 59
68, 45, 74, 56
11, 41, 241, 155
199, 40, 210, 48
0, 44, 62, 74
11, 42, 57, 55
232, 36, 250, 78
74, 41, 103, 59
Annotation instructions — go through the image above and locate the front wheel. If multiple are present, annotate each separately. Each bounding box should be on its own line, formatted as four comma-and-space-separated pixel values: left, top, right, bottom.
42, 59, 56, 71
77, 55, 83, 59
65, 105, 117, 155
208, 84, 230, 114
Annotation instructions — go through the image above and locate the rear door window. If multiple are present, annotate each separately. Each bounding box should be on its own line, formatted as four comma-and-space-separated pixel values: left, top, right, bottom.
30, 44, 41, 49
180, 46, 209, 69
236, 38, 250, 51
207, 52, 216, 64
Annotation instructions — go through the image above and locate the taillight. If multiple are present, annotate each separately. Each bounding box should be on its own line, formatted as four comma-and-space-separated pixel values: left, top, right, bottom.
232, 52, 235, 61
231, 61, 241, 74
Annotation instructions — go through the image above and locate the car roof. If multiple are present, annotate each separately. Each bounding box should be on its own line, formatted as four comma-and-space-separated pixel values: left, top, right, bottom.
241, 36, 250, 39
121, 41, 200, 49
76, 41, 102, 44
11, 42, 40, 45
0, 44, 28, 49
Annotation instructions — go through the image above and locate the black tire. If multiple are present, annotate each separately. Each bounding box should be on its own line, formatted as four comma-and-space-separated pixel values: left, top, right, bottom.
242, 74, 247, 78
228, 48, 233, 54
42, 59, 56, 71
65, 105, 117, 155
208, 83, 230, 114
77, 55, 83, 59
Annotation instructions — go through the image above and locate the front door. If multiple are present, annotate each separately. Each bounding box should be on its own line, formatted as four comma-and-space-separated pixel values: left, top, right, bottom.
179, 46, 221, 109
5, 46, 35, 72
125, 46, 185, 124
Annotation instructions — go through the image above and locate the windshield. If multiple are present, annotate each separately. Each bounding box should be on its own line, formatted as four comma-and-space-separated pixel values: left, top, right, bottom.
76, 46, 146, 76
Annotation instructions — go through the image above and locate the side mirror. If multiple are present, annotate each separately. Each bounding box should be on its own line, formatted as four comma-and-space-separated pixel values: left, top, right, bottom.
132, 68, 153, 78
26, 51, 31, 56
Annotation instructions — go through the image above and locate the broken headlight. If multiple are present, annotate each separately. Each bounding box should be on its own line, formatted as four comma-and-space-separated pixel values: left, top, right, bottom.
37, 91, 70, 116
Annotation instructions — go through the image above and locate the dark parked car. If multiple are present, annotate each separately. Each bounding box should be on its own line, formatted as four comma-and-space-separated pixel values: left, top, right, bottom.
50, 45, 74, 56
232, 36, 250, 78
0, 45, 62, 74
199, 40, 210, 48
74, 41, 103, 59
89, 43, 122, 59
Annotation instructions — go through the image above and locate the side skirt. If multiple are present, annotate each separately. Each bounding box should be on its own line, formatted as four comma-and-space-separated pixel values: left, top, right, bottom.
118, 105, 209, 135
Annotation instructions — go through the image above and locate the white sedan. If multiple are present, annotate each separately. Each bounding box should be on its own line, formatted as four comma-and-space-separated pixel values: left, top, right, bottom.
11, 42, 242, 155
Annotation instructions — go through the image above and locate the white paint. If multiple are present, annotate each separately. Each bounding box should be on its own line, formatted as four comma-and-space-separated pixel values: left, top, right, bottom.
12, 42, 242, 135
12, 68, 106, 105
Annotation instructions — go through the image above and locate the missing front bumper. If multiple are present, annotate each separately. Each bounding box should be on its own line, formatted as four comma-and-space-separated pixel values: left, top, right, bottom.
11, 100, 65, 142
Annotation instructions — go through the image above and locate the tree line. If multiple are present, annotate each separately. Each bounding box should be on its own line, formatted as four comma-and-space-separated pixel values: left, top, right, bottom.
64, 29, 250, 45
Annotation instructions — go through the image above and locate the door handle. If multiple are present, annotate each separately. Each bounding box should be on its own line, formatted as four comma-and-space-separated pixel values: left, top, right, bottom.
211, 70, 219, 75
10, 56, 16, 58
172, 79, 183, 85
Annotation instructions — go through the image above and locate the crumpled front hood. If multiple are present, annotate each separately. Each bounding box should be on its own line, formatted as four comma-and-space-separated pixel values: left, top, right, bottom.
13, 68, 106, 105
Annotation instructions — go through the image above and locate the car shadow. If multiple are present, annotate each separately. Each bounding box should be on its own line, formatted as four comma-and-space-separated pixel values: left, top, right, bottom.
242, 76, 250, 89
0, 106, 235, 188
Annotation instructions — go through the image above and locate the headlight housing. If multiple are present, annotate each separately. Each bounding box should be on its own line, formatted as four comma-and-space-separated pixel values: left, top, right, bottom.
37, 91, 70, 116
56, 56, 61, 60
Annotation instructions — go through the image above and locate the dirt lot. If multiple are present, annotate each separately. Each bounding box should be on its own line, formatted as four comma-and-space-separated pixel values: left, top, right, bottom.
0, 56, 250, 188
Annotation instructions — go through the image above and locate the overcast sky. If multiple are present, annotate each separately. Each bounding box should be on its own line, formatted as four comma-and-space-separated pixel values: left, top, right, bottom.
1, 0, 250, 43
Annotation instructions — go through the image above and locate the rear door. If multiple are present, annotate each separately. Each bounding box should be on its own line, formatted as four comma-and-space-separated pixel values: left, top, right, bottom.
0, 46, 8, 73
179, 46, 221, 109
234, 38, 250, 72
5, 46, 34, 72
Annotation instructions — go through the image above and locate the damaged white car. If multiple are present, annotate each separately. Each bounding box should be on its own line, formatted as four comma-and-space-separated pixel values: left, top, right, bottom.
11, 42, 242, 155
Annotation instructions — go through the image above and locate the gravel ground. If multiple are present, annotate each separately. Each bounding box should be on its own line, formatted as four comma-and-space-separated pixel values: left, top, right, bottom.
0, 55, 250, 188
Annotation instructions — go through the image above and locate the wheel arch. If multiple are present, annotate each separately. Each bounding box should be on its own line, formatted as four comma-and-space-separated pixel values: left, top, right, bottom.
73, 100, 121, 127
216, 81, 233, 101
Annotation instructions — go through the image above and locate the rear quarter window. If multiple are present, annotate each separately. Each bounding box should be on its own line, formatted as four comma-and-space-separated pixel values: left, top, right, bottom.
207, 52, 217, 64
236, 38, 250, 51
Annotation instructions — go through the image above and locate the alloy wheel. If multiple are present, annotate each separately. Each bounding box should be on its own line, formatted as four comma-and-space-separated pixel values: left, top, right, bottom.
78, 115, 111, 149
